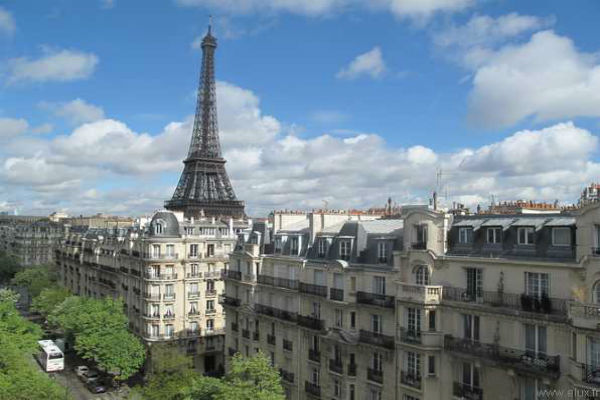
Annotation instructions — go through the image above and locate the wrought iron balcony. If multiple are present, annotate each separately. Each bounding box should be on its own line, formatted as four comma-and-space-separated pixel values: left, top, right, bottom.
205, 289, 217, 297
242, 329, 250, 339
279, 369, 294, 383
582, 363, 600, 386
299, 282, 328, 297
444, 335, 560, 378
163, 313, 175, 320
143, 292, 161, 301
267, 334, 276, 345
187, 291, 200, 299
255, 304, 298, 323
257, 274, 275, 286
400, 371, 421, 389
305, 381, 320, 397
242, 274, 256, 283
308, 348, 321, 363
356, 291, 395, 308
274, 277, 299, 290
329, 359, 343, 374
163, 293, 176, 301
399, 327, 422, 344
144, 273, 178, 280
186, 272, 201, 278
297, 315, 325, 331
223, 270, 242, 281
453, 382, 483, 400
348, 363, 357, 376
283, 339, 293, 352
358, 330, 395, 349
330, 288, 344, 301
220, 295, 241, 307
442, 286, 567, 317
367, 368, 383, 384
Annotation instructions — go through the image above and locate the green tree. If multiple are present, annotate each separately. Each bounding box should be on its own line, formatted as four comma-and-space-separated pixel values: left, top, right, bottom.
11, 265, 56, 298
0, 298, 68, 400
31, 286, 70, 316
0, 288, 20, 304
49, 296, 127, 336
0, 251, 21, 283
215, 352, 285, 400
76, 329, 145, 381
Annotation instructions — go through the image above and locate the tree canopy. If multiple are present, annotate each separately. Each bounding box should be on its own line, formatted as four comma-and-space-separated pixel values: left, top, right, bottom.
31, 286, 70, 316
11, 265, 56, 298
0, 251, 21, 284
216, 352, 285, 400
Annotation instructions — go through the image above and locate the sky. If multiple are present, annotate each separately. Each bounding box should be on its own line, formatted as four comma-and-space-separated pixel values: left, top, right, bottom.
0, 0, 599, 217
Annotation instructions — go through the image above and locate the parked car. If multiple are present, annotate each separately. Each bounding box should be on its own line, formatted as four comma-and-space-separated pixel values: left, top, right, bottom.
79, 369, 100, 383
74, 365, 88, 378
86, 379, 107, 394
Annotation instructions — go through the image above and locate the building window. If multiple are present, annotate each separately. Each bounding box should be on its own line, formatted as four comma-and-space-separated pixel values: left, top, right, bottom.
349, 384, 355, 400
462, 362, 480, 389
335, 309, 343, 328
458, 227, 473, 244
207, 280, 215, 292
428, 355, 435, 375
207, 300, 214, 311
407, 307, 421, 335
518, 227, 535, 245
207, 244, 215, 257
525, 272, 549, 299
166, 244, 175, 257
189, 244, 198, 257
290, 237, 299, 255
406, 351, 420, 377
552, 227, 571, 247
465, 267, 482, 300
369, 389, 382, 400
486, 227, 501, 244
151, 244, 161, 257
350, 312, 356, 329
165, 324, 174, 338
373, 276, 386, 295
311, 302, 321, 319
311, 367, 319, 385
371, 314, 382, 334
154, 222, 163, 235
350, 276, 356, 292
340, 240, 351, 260
206, 319, 214, 332
525, 324, 546, 357
463, 314, 480, 341
377, 241, 387, 263
594, 281, 600, 304
415, 224, 428, 244
333, 378, 341, 397
318, 239, 327, 257
428, 310, 436, 331
415, 266, 430, 285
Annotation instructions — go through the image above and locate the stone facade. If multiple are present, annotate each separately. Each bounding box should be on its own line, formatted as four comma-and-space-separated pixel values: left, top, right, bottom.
0, 215, 64, 266
223, 204, 600, 400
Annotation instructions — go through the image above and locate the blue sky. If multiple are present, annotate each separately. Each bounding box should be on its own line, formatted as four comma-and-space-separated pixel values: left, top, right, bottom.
0, 0, 599, 216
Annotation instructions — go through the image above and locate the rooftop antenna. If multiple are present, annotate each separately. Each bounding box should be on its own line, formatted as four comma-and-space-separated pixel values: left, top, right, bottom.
208, 15, 213, 34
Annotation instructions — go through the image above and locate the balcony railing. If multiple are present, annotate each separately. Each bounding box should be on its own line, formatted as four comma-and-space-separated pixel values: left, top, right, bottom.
453, 382, 483, 400
569, 302, 600, 320
279, 369, 295, 383
329, 359, 343, 374
330, 288, 344, 301
144, 273, 177, 280
255, 304, 298, 323
356, 291, 395, 308
257, 274, 275, 286
187, 291, 200, 299
397, 283, 442, 305
186, 272, 201, 279
163, 313, 175, 320
274, 277, 299, 290
399, 327, 422, 344
283, 339, 293, 351
144, 253, 179, 260
348, 363, 357, 376
299, 282, 328, 297
400, 371, 421, 389
582, 363, 600, 386
445, 335, 560, 378
411, 242, 427, 250
297, 315, 325, 331
442, 286, 567, 316
142, 313, 161, 320
367, 368, 383, 384
163, 293, 176, 301
308, 348, 320, 363
267, 334, 276, 345
223, 270, 242, 281
358, 330, 395, 349
205, 289, 217, 297
305, 381, 320, 397
143, 292, 161, 301
242, 274, 256, 283
220, 295, 241, 307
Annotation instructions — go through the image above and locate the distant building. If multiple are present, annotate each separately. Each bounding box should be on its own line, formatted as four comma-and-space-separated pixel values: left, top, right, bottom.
580, 183, 600, 206
0, 215, 64, 265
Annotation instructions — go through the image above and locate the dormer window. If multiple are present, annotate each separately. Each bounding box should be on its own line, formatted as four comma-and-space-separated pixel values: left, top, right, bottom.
486, 227, 501, 244
518, 227, 534, 245
551, 227, 571, 247
155, 222, 163, 235
377, 241, 388, 263
290, 237, 299, 255
318, 239, 327, 258
458, 227, 473, 244
340, 240, 351, 261
275, 237, 282, 253
415, 266, 430, 285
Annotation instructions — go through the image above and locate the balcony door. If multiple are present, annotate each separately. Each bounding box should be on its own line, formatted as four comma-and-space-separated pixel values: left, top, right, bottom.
465, 268, 482, 301
407, 308, 421, 336
463, 314, 480, 342
462, 362, 480, 389
525, 324, 546, 358
373, 276, 386, 295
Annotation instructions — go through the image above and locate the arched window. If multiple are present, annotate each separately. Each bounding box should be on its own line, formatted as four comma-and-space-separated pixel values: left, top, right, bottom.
593, 281, 600, 304
154, 221, 163, 235
415, 265, 430, 285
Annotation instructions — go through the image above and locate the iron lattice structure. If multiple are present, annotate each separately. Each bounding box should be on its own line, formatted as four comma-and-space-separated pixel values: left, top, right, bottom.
165, 26, 245, 219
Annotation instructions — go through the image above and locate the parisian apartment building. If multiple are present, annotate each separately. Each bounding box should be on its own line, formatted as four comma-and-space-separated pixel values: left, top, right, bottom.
222, 200, 600, 400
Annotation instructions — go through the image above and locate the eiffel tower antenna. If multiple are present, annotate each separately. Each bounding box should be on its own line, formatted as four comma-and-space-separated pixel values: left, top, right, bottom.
165, 20, 245, 219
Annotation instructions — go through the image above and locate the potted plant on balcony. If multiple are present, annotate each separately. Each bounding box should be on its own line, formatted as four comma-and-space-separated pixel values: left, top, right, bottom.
540, 293, 552, 314
520, 293, 533, 311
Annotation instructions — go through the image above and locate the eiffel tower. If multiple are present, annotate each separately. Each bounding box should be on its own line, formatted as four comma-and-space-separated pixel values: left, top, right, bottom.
165, 23, 245, 219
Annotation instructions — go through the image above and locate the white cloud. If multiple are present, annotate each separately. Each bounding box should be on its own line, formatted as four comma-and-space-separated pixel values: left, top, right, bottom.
176, 0, 474, 19
31, 123, 53, 135
2, 81, 599, 216
0, 6, 15, 36
41, 98, 105, 125
309, 110, 348, 124
0, 118, 28, 139
6, 48, 98, 84
336, 47, 386, 80
467, 30, 600, 128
